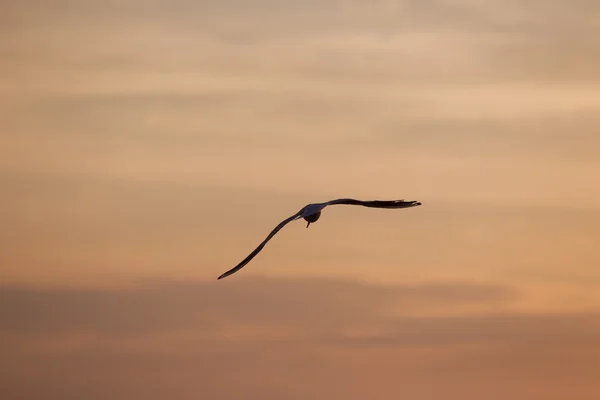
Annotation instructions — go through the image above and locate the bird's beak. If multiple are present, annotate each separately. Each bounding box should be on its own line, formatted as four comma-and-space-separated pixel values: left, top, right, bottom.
306, 221, 311, 228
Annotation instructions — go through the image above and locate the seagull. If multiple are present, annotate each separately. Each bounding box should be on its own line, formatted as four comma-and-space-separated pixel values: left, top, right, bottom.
217, 198, 421, 280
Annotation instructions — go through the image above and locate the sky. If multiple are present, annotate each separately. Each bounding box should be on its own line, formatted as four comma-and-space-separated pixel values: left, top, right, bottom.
1, 0, 600, 398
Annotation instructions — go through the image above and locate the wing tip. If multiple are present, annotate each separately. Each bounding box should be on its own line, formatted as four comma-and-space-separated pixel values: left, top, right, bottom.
395, 200, 421, 207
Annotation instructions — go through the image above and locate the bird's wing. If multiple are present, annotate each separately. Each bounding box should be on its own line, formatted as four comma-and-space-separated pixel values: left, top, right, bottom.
217, 211, 303, 280
323, 198, 422, 209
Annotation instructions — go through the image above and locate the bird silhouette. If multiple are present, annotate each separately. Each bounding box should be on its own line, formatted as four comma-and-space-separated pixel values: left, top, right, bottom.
217, 198, 421, 280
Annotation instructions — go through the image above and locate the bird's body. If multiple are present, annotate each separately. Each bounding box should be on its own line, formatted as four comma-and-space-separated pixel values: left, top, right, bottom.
217, 198, 421, 280
300, 203, 328, 227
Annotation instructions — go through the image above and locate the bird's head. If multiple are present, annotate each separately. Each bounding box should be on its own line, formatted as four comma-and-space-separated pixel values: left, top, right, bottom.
303, 211, 321, 228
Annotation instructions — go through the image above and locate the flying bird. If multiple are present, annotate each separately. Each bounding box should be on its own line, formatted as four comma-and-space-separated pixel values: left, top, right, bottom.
217, 198, 421, 280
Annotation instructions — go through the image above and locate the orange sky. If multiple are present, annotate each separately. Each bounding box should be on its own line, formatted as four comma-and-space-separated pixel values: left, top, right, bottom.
1, 0, 600, 398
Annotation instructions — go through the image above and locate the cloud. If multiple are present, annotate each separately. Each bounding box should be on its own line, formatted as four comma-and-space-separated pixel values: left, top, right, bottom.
0, 276, 517, 337
372, 110, 600, 162
338, 312, 600, 348
4, 0, 600, 86
1, 276, 600, 399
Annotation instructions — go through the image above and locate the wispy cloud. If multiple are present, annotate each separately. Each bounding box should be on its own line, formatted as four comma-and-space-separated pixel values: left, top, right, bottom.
0, 277, 517, 336
1, 277, 599, 399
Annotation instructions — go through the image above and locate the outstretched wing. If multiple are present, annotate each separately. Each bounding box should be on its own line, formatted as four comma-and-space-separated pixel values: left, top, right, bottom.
217, 211, 303, 280
323, 198, 422, 209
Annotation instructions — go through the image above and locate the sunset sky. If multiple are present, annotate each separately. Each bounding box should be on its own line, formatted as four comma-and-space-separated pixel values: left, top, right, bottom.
2, 0, 600, 398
